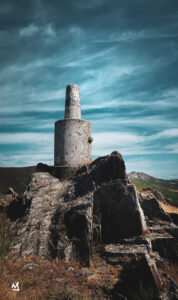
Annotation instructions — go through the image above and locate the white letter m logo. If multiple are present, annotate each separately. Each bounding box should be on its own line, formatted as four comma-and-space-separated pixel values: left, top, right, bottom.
11, 282, 20, 291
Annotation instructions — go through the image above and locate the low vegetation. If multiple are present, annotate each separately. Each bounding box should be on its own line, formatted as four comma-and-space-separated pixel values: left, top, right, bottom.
0, 212, 15, 259
0, 247, 123, 300
164, 261, 178, 285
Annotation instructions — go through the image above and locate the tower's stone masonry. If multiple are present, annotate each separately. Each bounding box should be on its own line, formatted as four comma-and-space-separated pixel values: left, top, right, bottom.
54, 84, 92, 168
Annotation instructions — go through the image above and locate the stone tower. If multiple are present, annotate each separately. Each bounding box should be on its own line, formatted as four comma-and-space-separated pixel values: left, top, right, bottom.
54, 84, 92, 168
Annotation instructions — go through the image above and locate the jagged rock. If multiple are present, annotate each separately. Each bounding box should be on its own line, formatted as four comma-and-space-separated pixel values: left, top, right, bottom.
0, 188, 29, 220
169, 213, 178, 226
87, 151, 127, 185
74, 151, 127, 196
36, 162, 50, 173
11, 152, 147, 267
8, 187, 19, 198
139, 191, 172, 222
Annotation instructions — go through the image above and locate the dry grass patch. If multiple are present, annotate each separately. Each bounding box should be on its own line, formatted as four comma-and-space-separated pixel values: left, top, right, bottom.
0, 248, 122, 300
158, 201, 178, 214
164, 262, 178, 284
0, 212, 16, 259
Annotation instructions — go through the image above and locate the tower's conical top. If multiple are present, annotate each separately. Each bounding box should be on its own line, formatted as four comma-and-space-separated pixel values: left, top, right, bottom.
64, 84, 81, 120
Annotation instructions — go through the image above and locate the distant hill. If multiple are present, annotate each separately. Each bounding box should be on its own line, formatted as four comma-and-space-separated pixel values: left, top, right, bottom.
128, 172, 178, 189
0, 166, 36, 195
128, 171, 178, 204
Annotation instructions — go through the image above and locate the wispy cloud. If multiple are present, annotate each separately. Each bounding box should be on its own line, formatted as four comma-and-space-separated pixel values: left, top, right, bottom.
125, 156, 178, 179
0, 133, 52, 144
156, 128, 178, 138
96, 30, 178, 43
19, 23, 39, 36
19, 23, 56, 38
92, 129, 178, 156
0, 153, 53, 167
165, 143, 178, 154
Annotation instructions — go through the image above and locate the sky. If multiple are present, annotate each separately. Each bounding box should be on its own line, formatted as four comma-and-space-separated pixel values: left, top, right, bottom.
0, 0, 178, 179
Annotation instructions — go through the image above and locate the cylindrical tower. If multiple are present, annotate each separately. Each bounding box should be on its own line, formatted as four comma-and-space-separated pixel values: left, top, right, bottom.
54, 84, 92, 167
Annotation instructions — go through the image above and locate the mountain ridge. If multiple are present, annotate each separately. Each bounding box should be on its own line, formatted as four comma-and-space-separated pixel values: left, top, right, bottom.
128, 171, 178, 190
0, 166, 36, 195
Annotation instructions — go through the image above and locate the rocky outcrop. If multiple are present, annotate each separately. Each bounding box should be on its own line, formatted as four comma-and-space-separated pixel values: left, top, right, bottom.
11, 152, 147, 266
7, 151, 178, 299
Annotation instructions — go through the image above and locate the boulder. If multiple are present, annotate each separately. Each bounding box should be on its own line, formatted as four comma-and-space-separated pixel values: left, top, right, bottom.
151, 233, 178, 260
88, 151, 127, 185
93, 181, 146, 242
169, 213, 178, 226
139, 192, 172, 222
145, 220, 178, 260
110, 249, 163, 300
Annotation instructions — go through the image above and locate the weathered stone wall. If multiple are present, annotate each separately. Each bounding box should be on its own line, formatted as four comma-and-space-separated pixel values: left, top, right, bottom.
54, 119, 92, 167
